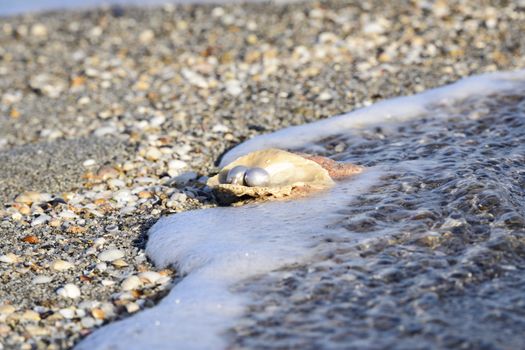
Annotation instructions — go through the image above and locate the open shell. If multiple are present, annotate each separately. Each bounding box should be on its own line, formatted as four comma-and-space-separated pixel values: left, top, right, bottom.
208, 149, 346, 201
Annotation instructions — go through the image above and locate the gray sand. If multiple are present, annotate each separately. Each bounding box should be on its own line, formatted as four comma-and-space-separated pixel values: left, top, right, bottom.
0, 138, 129, 204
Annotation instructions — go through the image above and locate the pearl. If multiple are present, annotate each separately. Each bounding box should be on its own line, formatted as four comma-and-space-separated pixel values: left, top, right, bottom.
226, 165, 249, 185
244, 167, 270, 187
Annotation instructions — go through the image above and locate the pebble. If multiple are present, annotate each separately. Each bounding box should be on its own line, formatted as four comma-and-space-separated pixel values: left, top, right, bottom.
121, 276, 142, 291
0, 305, 16, 315
138, 271, 162, 284
30, 23, 48, 37
174, 171, 198, 185
91, 308, 105, 320
95, 262, 107, 271
113, 190, 134, 203
59, 210, 78, 219
59, 308, 76, 319
57, 284, 81, 299
101, 280, 115, 287
155, 276, 172, 285
25, 325, 49, 336
107, 178, 126, 187
98, 249, 124, 262
212, 124, 229, 133
32, 275, 53, 284
75, 308, 86, 317
14, 191, 43, 205
112, 259, 129, 268
125, 302, 140, 313
138, 29, 155, 44
0, 253, 20, 264
318, 90, 333, 101
145, 147, 162, 161
21, 310, 41, 321
51, 259, 74, 271
168, 159, 188, 171
82, 159, 96, 167
22, 234, 40, 243
181, 68, 208, 89
97, 166, 119, 180
94, 237, 107, 245
0, 324, 9, 337
225, 80, 243, 96
93, 125, 117, 137
31, 214, 51, 226
81, 317, 96, 328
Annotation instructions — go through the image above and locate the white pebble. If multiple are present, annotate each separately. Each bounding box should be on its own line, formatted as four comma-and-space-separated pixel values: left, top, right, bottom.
51, 260, 74, 271
57, 284, 81, 299
225, 80, 242, 96
31, 23, 48, 37
212, 124, 229, 133
32, 275, 52, 284
113, 190, 133, 203
107, 178, 126, 188
125, 302, 140, 313
138, 271, 162, 284
98, 249, 124, 262
145, 147, 162, 161
0, 253, 20, 264
181, 68, 208, 89
157, 276, 172, 285
101, 279, 115, 286
94, 237, 107, 246
121, 276, 142, 291
0, 305, 16, 315
170, 192, 187, 202
93, 126, 117, 137
95, 263, 107, 272
31, 214, 51, 226
85, 247, 97, 255
167, 159, 188, 170
76, 308, 86, 317
82, 159, 96, 167
318, 90, 333, 101
174, 171, 198, 184
134, 177, 157, 184
149, 115, 165, 127
81, 316, 96, 328
59, 210, 78, 219
59, 308, 76, 319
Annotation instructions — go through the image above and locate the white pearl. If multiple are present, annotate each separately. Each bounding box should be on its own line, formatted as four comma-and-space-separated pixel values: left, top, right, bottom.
226, 166, 248, 185
244, 167, 270, 187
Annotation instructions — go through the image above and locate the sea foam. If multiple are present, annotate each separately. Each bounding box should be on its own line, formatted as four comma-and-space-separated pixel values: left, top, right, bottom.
76, 69, 525, 350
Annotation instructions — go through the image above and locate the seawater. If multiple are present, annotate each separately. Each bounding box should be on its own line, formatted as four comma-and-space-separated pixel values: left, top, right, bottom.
78, 70, 525, 349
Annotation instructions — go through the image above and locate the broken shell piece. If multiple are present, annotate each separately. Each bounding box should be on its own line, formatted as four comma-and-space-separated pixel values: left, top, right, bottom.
208, 148, 361, 202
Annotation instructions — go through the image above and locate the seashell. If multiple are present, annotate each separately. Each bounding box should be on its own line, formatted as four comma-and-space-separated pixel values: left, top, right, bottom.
208, 148, 362, 202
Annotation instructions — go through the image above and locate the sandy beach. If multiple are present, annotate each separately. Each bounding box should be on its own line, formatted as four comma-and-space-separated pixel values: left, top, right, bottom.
1, 0, 524, 348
